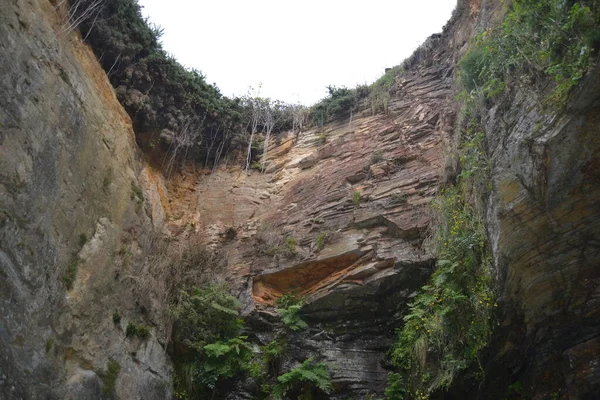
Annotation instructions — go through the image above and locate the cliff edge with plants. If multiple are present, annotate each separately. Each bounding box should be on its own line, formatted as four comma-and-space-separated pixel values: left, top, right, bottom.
1, 0, 599, 399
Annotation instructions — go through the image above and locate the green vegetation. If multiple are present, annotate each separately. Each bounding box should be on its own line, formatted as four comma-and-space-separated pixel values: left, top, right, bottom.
388, 24, 498, 397
78, 233, 87, 247
383, 1, 600, 395
316, 131, 328, 145
384, 372, 406, 400
131, 181, 144, 212
98, 360, 121, 397
45, 338, 54, 353
459, 0, 600, 107
266, 236, 298, 258
276, 294, 308, 332
352, 190, 361, 207
250, 160, 266, 172
389, 192, 408, 205
315, 231, 329, 252
506, 381, 523, 398
73, 0, 244, 168
200, 336, 254, 390
261, 338, 287, 377
112, 310, 121, 325
369, 65, 404, 114
172, 284, 253, 398
371, 150, 384, 164
63, 258, 78, 289
272, 358, 333, 400
391, 187, 494, 395
309, 85, 360, 126
125, 322, 151, 339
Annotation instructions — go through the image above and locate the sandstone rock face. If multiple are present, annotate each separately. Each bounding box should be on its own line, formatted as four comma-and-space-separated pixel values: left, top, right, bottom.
480, 56, 600, 400
176, 29, 458, 396
1, 0, 598, 398
0, 1, 170, 398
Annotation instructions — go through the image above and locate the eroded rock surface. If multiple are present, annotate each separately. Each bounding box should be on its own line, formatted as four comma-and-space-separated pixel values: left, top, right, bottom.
0, 1, 170, 398
171, 27, 458, 395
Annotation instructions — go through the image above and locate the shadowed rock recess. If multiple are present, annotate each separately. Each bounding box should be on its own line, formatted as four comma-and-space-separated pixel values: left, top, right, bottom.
1, 0, 599, 399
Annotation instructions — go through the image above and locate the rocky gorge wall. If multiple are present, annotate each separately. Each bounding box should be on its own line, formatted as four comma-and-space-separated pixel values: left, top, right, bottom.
1, 0, 599, 399
0, 0, 171, 398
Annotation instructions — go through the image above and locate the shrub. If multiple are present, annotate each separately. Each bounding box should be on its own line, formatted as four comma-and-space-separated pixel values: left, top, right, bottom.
459, 0, 600, 107
126, 322, 151, 339
369, 65, 404, 114
112, 310, 121, 325
266, 236, 298, 258
315, 232, 328, 252
250, 160, 265, 172
171, 284, 247, 398
172, 284, 243, 352
272, 358, 333, 399
385, 372, 406, 400
63, 258, 78, 289
285, 237, 297, 252
391, 188, 494, 395
352, 190, 361, 207
309, 85, 357, 125
98, 360, 121, 397
371, 150, 384, 164
389, 192, 408, 205
72, 0, 244, 171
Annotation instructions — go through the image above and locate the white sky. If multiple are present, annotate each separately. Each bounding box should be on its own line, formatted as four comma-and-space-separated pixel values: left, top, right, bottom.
138, 0, 457, 105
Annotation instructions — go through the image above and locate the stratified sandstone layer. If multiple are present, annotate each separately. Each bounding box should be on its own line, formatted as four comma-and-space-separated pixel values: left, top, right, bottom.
174, 30, 457, 395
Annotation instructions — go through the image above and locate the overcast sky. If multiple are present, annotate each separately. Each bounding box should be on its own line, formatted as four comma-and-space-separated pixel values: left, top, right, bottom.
138, 0, 457, 105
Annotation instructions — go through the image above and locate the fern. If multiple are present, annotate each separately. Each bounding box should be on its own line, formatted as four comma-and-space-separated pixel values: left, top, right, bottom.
273, 358, 333, 399
276, 294, 308, 332
200, 336, 253, 389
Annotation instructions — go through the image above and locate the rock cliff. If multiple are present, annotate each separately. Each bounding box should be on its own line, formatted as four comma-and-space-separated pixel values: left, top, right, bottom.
1, 0, 599, 399
1, 0, 170, 398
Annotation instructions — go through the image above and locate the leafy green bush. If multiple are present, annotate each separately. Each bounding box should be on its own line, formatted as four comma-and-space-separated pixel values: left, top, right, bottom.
126, 322, 151, 339
369, 65, 404, 114
172, 284, 250, 398
272, 358, 333, 399
352, 190, 361, 207
112, 310, 121, 325
309, 85, 357, 125
73, 0, 244, 169
250, 160, 266, 172
315, 232, 328, 252
98, 360, 121, 397
391, 188, 494, 394
172, 284, 243, 352
276, 294, 308, 332
384, 372, 406, 400
266, 236, 298, 258
459, 0, 600, 107
63, 258, 78, 289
